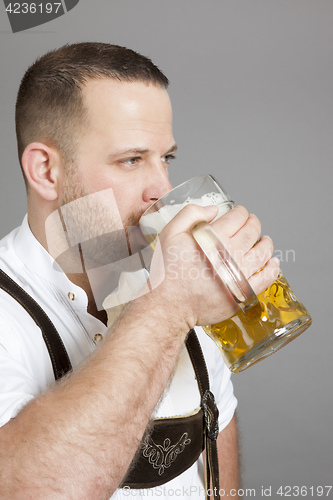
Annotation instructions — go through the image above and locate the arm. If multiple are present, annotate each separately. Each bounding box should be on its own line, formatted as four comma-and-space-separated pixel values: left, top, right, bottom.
0, 287, 191, 500
0, 205, 278, 499
217, 414, 240, 498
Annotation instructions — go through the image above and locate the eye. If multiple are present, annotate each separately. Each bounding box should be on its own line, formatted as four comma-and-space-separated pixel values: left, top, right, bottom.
162, 154, 176, 165
121, 156, 141, 166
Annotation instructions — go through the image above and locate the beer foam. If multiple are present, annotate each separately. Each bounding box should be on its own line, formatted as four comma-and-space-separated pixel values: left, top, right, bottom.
140, 192, 233, 234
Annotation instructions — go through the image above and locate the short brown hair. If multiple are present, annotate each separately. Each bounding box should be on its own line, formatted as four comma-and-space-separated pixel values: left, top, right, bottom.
15, 42, 169, 175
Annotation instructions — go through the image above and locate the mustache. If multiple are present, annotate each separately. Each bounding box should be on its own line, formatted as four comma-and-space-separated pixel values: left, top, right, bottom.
123, 208, 146, 229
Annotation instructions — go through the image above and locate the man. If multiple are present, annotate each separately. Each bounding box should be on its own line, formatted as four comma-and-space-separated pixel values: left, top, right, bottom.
0, 43, 279, 499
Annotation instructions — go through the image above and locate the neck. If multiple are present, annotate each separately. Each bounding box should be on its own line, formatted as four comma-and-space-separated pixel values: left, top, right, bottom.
28, 215, 108, 325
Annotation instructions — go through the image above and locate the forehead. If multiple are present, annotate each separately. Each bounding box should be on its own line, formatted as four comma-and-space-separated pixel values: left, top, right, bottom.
81, 78, 173, 137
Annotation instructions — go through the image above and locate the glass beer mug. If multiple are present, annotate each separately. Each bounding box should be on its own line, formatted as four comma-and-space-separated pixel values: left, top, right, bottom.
139, 175, 312, 373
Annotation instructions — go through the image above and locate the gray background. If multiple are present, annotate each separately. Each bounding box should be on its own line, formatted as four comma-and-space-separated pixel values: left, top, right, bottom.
0, 0, 332, 496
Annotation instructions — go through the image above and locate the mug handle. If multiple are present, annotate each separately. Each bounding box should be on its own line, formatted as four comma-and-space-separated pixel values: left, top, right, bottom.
191, 221, 260, 315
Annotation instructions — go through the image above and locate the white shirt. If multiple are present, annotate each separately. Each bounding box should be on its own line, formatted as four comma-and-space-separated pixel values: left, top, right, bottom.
0, 216, 237, 500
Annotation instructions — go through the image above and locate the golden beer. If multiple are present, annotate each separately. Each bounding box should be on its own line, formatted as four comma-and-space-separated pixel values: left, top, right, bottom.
203, 273, 311, 372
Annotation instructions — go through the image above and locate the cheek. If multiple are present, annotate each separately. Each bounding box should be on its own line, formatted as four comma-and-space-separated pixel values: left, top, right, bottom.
78, 165, 145, 223
113, 185, 143, 221
85, 173, 110, 192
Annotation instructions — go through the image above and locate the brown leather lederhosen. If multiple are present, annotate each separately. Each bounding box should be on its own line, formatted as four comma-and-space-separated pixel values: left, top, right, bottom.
0, 269, 221, 499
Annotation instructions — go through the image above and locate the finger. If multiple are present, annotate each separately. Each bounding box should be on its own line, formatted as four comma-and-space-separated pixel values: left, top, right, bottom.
161, 204, 218, 239
248, 257, 280, 295
211, 205, 250, 239
229, 213, 261, 256
240, 235, 274, 279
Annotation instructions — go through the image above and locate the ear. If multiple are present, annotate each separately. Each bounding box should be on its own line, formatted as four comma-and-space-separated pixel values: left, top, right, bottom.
21, 142, 63, 201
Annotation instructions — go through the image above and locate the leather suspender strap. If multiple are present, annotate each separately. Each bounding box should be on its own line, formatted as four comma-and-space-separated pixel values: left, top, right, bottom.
0, 269, 72, 380
186, 330, 220, 500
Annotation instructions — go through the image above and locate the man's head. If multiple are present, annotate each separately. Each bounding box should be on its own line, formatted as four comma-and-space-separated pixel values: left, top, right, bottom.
17, 42, 176, 268
16, 42, 169, 181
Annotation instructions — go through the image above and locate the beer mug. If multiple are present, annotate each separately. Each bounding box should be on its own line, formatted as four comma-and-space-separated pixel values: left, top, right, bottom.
139, 175, 312, 373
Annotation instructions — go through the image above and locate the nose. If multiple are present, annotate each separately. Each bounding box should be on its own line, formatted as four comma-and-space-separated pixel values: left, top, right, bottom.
142, 167, 173, 204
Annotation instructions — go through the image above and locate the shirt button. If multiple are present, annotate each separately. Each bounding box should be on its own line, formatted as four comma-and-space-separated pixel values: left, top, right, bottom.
94, 333, 104, 343
68, 292, 76, 301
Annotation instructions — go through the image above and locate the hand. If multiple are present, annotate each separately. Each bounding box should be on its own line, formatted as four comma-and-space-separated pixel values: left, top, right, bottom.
210, 205, 279, 293
149, 204, 279, 329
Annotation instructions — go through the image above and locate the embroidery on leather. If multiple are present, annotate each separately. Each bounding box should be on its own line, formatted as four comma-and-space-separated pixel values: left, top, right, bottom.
141, 432, 191, 476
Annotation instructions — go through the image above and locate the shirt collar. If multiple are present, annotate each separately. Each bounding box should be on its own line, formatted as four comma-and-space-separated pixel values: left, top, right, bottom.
14, 215, 88, 307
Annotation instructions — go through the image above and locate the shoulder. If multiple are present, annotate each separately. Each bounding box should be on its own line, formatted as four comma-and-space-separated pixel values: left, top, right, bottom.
0, 222, 28, 290
0, 224, 21, 257
0, 223, 41, 351
0, 227, 55, 389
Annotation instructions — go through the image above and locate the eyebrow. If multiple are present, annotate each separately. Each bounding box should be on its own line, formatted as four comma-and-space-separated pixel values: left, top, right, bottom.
106, 143, 178, 162
164, 144, 178, 155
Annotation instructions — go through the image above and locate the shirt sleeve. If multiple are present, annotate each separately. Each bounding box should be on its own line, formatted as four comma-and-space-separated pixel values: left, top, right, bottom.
195, 327, 238, 431
0, 316, 41, 427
